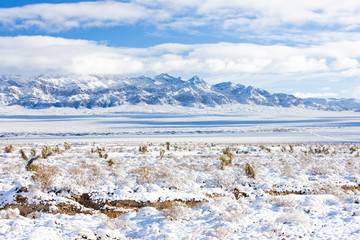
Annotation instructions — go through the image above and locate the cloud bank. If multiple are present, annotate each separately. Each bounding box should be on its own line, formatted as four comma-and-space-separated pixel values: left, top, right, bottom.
1, 0, 360, 42
0, 35, 359, 77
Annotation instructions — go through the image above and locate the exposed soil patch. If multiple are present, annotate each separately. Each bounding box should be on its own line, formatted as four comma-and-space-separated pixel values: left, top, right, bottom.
1, 191, 205, 219
267, 190, 309, 196
341, 185, 360, 192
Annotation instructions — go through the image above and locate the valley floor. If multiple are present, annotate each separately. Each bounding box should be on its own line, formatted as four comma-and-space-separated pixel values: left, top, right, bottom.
0, 104, 360, 143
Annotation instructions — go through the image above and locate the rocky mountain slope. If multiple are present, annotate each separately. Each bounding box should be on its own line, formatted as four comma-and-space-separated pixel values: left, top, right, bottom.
0, 73, 359, 110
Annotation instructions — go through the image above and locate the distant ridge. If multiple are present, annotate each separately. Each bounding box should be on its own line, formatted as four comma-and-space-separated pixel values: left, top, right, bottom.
0, 73, 359, 111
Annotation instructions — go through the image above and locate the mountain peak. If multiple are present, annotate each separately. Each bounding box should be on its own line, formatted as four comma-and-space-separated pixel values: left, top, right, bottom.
155, 73, 175, 79
188, 75, 208, 87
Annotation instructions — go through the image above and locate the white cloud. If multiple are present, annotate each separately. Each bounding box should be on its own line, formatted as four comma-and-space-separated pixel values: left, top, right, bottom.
330, 58, 359, 70
1, 36, 360, 76
342, 86, 360, 99
0, 1, 156, 32
293, 92, 338, 99
1, 0, 360, 39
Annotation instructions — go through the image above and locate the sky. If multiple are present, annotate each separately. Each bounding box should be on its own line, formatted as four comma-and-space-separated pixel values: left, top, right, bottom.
1, 0, 360, 99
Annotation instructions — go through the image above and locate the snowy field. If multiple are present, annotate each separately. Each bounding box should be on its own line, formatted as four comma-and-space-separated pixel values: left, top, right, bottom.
0, 104, 360, 143
1, 105, 360, 239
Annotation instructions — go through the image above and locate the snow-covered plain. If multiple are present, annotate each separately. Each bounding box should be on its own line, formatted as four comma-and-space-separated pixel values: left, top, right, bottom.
1, 104, 360, 142
1, 104, 360, 239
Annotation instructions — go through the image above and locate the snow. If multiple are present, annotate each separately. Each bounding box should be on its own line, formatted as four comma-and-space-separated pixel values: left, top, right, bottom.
0, 104, 360, 239
0, 104, 359, 142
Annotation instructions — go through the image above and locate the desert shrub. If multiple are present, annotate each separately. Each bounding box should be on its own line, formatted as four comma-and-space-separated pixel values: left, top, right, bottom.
160, 149, 165, 160
309, 147, 315, 154
4, 144, 13, 153
30, 148, 37, 157
107, 159, 114, 167
222, 147, 231, 155
54, 145, 61, 154
95, 147, 109, 159
245, 163, 256, 179
41, 146, 53, 159
96, 147, 105, 158
27, 163, 39, 172
19, 149, 29, 161
25, 154, 40, 171
289, 145, 294, 153
220, 155, 227, 170
64, 142, 71, 150
228, 153, 234, 164
219, 148, 234, 170
139, 145, 148, 153
350, 146, 357, 154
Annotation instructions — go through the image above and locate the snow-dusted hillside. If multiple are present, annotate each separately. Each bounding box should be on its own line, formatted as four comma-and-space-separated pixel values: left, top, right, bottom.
1, 73, 359, 110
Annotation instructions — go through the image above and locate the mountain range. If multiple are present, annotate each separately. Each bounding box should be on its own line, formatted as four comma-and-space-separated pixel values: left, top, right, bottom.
0, 73, 359, 111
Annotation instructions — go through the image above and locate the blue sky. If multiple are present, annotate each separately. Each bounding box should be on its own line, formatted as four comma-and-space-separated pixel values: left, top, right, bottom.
1, 0, 360, 99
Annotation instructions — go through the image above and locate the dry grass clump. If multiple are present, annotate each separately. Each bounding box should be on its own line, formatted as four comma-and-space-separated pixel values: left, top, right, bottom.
308, 165, 330, 176
212, 172, 237, 190
31, 166, 59, 192
208, 224, 237, 240
67, 165, 102, 190
274, 209, 310, 230
311, 182, 345, 197
0, 208, 20, 219
162, 201, 190, 221
68, 165, 83, 176
131, 166, 157, 185
269, 195, 296, 208
279, 158, 296, 177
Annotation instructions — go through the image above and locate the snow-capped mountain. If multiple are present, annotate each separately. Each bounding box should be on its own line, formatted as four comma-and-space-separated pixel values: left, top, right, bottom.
0, 73, 359, 110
